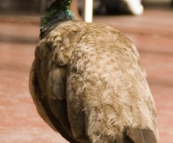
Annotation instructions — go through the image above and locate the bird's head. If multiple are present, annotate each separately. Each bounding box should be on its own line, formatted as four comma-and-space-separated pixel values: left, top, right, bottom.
41, 0, 75, 29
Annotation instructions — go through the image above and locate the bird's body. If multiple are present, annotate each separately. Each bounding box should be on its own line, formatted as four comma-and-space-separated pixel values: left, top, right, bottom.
29, 1, 158, 143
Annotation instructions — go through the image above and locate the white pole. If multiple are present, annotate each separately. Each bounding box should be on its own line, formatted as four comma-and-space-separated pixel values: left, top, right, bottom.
84, 0, 93, 23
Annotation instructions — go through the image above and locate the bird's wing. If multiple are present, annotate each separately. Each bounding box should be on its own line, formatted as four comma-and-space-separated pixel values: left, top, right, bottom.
29, 22, 84, 143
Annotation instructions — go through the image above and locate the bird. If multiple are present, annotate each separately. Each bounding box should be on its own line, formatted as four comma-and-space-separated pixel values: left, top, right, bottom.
29, 0, 159, 143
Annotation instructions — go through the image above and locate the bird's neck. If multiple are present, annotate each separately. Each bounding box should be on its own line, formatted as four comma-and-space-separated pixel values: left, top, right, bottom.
41, 0, 75, 29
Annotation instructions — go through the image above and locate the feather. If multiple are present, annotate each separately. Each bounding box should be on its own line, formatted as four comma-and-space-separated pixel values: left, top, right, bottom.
127, 128, 157, 143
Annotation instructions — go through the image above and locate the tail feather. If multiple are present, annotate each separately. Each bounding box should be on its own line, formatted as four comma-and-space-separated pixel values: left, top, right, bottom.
127, 128, 157, 143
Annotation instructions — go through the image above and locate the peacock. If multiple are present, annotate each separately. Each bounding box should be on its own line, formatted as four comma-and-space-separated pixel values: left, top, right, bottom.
29, 0, 158, 143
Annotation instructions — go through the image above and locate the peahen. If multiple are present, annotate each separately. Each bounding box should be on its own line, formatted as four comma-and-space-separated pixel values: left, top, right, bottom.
29, 0, 158, 143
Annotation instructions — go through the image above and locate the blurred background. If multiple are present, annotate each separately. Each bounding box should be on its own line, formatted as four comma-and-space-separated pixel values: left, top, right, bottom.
0, 0, 172, 14
0, 0, 173, 143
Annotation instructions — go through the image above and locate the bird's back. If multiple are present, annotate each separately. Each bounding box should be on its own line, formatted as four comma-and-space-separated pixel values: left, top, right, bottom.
30, 20, 158, 143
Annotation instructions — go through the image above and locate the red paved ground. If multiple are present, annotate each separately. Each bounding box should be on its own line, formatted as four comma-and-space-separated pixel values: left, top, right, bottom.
0, 2, 173, 143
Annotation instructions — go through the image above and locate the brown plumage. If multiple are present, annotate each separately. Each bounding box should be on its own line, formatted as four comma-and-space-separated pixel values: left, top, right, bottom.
29, 1, 158, 143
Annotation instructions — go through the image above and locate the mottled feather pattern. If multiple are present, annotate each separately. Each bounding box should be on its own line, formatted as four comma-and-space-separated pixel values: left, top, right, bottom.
29, 20, 158, 143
